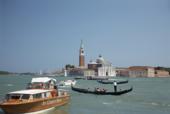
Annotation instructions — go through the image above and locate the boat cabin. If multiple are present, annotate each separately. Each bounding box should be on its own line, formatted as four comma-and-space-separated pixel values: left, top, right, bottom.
5, 89, 54, 102
27, 77, 57, 89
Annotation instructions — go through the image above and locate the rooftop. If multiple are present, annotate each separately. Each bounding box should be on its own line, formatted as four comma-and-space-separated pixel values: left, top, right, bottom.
128, 66, 154, 70
8, 89, 52, 95
31, 77, 56, 83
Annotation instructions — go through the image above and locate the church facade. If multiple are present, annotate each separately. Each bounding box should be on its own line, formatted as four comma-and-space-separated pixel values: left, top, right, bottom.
88, 55, 116, 77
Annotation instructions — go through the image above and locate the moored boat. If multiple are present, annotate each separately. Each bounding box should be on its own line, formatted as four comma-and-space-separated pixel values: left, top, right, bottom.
74, 76, 86, 80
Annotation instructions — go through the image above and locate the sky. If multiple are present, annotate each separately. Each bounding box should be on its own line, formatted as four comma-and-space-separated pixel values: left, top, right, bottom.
0, 0, 170, 73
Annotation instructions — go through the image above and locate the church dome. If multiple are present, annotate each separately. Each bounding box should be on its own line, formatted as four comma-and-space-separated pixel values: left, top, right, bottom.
89, 60, 97, 64
96, 55, 105, 64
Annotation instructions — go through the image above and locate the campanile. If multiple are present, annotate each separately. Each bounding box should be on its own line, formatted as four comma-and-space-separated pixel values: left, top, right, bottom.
79, 40, 85, 68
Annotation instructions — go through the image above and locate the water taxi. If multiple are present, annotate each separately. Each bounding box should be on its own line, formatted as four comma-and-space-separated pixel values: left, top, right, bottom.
0, 77, 70, 114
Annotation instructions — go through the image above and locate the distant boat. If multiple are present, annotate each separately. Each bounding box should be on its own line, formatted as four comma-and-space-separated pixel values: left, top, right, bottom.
58, 80, 77, 87
86, 76, 108, 80
46, 74, 57, 77
0, 77, 70, 114
74, 76, 86, 80
71, 85, 133, 95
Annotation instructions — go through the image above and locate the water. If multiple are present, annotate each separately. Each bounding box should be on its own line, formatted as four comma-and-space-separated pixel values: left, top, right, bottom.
0, 75, 170, 114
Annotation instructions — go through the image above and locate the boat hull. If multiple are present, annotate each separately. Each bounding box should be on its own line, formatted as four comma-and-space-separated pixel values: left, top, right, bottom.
71, 86, 133, 95
0, 95, 70, 114
24, 107, 55, 114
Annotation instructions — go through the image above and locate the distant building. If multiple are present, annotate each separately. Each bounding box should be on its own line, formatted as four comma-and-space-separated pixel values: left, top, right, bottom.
68, 68, 95, 76
155, 70, 170, 77
88, 61, 101, 73
67, 40, 86, 76
67, 41, 116, 77
68, 68, 84, 76
83, 69, 95, 76
128, 66, 155, 77
88, 55, 116, 77
79, 40, 85, 68
98, 66, 116, 77
116, 67, 129, 77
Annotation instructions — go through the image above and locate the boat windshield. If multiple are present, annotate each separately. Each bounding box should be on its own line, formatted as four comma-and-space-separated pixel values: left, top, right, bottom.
33, 93, 42, 99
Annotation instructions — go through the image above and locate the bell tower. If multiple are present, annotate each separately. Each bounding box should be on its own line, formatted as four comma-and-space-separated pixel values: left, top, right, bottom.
79, 40, 85, 68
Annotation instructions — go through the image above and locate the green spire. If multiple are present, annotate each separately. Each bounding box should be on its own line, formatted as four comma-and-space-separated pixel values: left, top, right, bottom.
80, 40, 84, 49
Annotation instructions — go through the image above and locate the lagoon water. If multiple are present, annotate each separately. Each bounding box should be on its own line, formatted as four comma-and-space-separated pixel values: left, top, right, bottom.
0, 75, 170, 114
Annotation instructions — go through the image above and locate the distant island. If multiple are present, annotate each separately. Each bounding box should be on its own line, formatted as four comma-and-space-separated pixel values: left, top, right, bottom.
0, 71, 13, 75
1, 66, 170, 77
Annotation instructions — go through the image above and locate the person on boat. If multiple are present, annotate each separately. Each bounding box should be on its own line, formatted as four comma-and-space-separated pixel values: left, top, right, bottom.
95, 88, 106, 93
113, 81, 117, 92
96, 88, 100, 92
87, 88, 90, 91
102, 88, 106, 92
95, 88, 100, 92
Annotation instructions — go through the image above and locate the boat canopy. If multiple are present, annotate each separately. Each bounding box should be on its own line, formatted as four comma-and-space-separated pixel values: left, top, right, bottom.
31, 77, 56, 83
8, 89, 52, 95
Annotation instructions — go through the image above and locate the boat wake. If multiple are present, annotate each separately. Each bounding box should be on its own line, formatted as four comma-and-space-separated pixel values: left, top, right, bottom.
150, 102, 159, 106
143, 102, 158, 106
143, 102, 170, 108
102, 102, 113, 105
6, 84, 13, 87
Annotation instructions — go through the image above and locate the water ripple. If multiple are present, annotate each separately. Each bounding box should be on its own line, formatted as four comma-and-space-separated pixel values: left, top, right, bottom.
102, 102, 113, 105
6, 84, 13, 87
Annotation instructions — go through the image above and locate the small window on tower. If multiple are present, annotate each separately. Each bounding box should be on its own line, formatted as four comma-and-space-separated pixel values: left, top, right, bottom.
82, 51, 84, 53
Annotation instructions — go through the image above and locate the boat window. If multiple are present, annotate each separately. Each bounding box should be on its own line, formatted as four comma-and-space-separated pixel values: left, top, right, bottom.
30, 95, 33, 100
46, 92, 51, 97
10, 94, 21, 100
41, 93, 45, 98
21, 94, 30, 100
33, 93, 42, 99
5, 94, 10, 100
44, 92, 47, 98
44, 83, 49, 89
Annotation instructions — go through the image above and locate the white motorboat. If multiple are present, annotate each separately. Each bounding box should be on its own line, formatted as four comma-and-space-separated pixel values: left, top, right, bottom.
58, 80, 76, 87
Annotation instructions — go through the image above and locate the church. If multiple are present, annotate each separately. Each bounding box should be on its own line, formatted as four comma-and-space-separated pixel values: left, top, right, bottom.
68, 40, 116, 77
88, 55, 116, 77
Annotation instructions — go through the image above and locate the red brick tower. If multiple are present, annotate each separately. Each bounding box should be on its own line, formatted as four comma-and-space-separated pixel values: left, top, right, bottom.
79, 40, 85, 68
